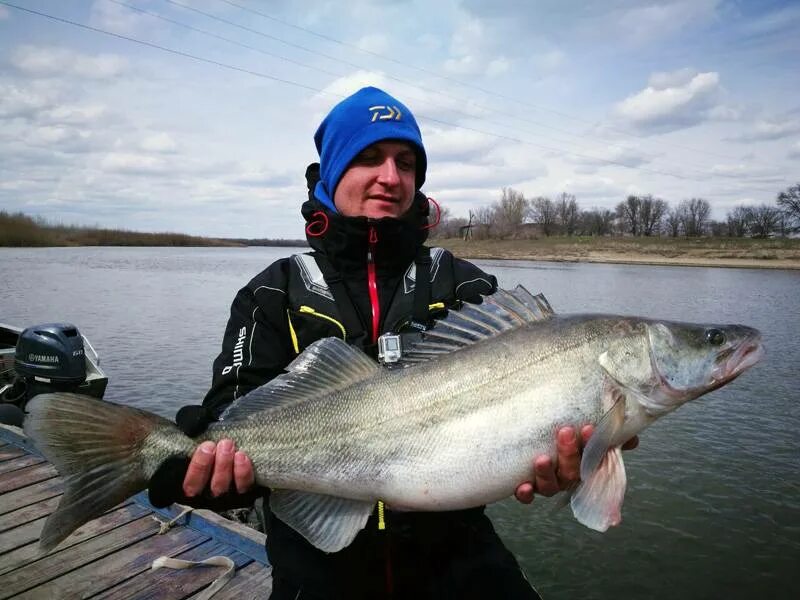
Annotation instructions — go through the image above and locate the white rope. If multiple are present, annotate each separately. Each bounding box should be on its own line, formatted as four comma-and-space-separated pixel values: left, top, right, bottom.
151, 555, 236, 600
151, 506, 193, 534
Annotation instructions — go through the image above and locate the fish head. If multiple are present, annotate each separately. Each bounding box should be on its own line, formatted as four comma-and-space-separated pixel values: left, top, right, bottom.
643, 321, 764, 411
598, 319, 763, 416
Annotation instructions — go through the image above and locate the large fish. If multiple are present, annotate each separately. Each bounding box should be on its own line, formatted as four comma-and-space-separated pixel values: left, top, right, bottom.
23, 287, 763, 553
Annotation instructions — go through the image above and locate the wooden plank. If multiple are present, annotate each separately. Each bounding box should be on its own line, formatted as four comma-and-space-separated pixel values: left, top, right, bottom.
0, 454, 45, 475
0, 515, 49, 555
0, 462, 59, 493
0, 445, 24, 462
0, 510, 157, 594
0, 499, 138, 556
13, 526, 209, 600
0, 494, 61, 534
197, 561, 273, 600
95, 539, 252, 600
0, 476, 63, 515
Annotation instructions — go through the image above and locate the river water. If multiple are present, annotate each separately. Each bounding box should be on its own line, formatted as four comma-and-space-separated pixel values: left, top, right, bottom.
1, 247, 798, 599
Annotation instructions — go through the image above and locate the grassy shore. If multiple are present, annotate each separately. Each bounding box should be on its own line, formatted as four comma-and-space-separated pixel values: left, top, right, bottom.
435, 236, 800, 270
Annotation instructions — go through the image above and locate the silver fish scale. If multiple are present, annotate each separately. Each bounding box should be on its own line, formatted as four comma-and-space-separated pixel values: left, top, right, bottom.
205, 316, 640, 510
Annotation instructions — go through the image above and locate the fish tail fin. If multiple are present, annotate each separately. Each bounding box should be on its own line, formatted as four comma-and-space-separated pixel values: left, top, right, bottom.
23, 393, 181, 552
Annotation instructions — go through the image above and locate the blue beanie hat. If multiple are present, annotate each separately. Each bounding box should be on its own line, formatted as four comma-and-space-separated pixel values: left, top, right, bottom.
313, 86, 427, 213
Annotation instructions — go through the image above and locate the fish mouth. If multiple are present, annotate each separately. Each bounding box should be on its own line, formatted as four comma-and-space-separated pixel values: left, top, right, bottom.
709, 335, 764, 390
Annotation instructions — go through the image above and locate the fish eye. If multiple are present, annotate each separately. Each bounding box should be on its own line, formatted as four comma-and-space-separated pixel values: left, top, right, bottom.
706, 329, 725, 346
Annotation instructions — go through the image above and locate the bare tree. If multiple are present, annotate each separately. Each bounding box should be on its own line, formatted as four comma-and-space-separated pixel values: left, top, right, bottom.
578, 208, 615, 236
777, 183, 800, 231
555, 192, 579, 236
492, 187, 529, 237
639, 195, 667, 236
746, 204, 780, 238
726, 206, 749, 237
616, 195, 641, 236
472, 206, 495, 240
679, 198, 711, 236
531, 196, 557, 236
665, 206, 682, 237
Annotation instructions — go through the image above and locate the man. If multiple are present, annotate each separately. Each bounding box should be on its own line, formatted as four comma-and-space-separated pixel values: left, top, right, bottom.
151, 86, 635, 599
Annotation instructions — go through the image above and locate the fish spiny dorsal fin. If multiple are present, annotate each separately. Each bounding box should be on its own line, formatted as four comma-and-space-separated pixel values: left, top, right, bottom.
220, 338, 379, 421
399, 286, 555, 365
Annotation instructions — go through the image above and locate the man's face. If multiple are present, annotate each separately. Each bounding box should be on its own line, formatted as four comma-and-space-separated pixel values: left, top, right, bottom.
333, 141, 417, 219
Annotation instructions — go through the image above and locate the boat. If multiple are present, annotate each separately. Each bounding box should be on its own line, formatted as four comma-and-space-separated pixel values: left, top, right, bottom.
1, 322, 108, 426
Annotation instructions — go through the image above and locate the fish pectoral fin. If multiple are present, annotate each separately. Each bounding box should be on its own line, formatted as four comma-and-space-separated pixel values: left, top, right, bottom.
571, 446, 627, 532
580, 386, 627, 481
269, 490, 374, 553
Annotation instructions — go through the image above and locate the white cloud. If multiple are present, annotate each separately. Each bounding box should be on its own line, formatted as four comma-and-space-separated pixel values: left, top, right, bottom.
425, 128, 502, 163
0, 81, 55, 119
616, 1, 720, 44
100, 153, 168, 175
554, 176, 637, 203
428, 159, 544, 189
11, 45, 127, 80
140, 133, 178, 154
648, 67, 697, 90
615, 70, 728, 134
442, 15, 509, 78
356, 33, 390, 54
567, 144, 653, 171
486, 56, 511, 77
88, 0, 162, 36
310, 71, 493, 126
531, 49, 566, 72
789, 142, 800, 159
41, 104, 107, 126
740, 3, 800, 36
709, 163, 787, 182
731, 117, 800, 142
26, 126, 95, 153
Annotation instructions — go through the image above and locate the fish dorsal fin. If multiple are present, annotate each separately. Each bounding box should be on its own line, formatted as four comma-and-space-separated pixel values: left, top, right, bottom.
269, 489, 375, 553
400, 286, 555, 364
220, 337, 379, 421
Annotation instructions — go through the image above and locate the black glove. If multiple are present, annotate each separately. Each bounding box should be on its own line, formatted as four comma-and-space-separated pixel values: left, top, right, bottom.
147, 404, 262, 509
175, 404, 215, 437
453, 262, 498, 305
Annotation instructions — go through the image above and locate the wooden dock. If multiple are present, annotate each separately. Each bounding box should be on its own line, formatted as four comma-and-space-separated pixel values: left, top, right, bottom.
0, 426, 272, 599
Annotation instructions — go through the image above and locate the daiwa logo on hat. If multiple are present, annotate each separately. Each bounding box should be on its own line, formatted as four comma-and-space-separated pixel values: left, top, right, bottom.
369, 105, 403, 122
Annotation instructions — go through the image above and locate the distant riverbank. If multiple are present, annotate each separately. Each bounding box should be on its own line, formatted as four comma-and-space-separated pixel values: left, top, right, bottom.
4, 211, 798, 269
435, 236, 800, 270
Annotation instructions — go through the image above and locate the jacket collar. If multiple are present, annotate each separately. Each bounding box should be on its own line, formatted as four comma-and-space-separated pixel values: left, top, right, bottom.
301, 163, 429, 276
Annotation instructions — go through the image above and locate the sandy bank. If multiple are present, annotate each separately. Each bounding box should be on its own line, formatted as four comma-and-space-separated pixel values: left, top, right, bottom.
436, 238, 800, 270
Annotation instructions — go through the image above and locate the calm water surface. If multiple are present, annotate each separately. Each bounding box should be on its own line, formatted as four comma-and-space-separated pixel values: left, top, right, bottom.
2, 247, 798, 599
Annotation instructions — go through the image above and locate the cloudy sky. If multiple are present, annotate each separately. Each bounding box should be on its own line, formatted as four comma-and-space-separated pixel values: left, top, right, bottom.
1, 0, 798, 238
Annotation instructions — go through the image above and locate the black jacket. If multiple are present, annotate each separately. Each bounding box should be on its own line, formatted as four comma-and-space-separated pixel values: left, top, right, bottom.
192, 166, 528, 598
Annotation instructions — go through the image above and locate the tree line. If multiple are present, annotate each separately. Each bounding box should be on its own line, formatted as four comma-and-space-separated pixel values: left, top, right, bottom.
0, 211, 307, 247
432, 183, 800, 240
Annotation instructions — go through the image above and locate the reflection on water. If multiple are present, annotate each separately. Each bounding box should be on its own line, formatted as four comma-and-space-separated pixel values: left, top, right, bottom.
2, 247, 798, 599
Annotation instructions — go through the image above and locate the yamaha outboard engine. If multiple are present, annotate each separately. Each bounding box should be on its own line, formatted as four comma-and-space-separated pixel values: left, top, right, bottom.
0, 323, 107, 426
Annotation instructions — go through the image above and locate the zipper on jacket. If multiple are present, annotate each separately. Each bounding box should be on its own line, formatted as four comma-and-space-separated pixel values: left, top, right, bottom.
367, 226, 381, 344
368, 225, 393, 595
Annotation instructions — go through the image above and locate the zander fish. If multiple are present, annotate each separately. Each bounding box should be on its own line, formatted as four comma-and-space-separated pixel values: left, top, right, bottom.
23, 286, 763, 553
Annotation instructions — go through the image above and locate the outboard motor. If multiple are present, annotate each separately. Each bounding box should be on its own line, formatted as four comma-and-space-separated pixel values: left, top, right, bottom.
0, 323, 107, 426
